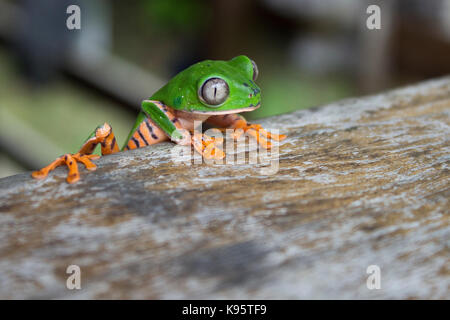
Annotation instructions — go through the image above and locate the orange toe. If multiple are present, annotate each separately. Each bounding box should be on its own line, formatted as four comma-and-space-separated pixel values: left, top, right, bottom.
64, 154, 80, 184
31, 152, 101, 184
31, 157, 64, 180
75, 155, 97, 171
31, 170, 48, 180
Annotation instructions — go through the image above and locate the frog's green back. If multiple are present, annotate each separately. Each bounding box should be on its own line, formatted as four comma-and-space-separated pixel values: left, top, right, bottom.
150, 55, 261, 113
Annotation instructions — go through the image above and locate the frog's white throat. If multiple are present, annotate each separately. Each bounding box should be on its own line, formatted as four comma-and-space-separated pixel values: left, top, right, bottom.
173, 104, 260, 131
183, 103, 260, 116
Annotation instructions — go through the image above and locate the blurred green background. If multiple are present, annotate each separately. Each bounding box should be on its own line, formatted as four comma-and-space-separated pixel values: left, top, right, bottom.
1, 0, 450, 178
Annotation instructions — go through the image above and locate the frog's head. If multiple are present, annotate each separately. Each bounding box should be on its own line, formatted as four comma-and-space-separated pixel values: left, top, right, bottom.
153, 55, 261, 115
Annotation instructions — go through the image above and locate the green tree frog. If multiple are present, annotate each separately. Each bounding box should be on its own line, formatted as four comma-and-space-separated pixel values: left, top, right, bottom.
32, 55, 286, 183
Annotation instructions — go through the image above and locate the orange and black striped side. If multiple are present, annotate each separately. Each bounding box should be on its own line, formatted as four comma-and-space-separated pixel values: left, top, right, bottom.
124, 117, 168, 150
124, 101, 185, 150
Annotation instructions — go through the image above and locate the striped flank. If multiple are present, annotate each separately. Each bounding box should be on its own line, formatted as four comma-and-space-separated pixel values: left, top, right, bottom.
126, 118, 162, 150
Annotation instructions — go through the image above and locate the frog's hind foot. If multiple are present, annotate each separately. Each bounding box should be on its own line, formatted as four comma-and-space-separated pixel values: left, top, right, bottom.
32, 153, 100, 184
32, 122, 119, 184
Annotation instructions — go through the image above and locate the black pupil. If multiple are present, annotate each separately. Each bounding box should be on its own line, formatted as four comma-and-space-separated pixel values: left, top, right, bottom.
201, 78, 229, 106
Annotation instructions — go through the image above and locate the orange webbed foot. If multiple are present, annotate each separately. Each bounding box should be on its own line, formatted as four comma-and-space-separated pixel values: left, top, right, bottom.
229, 122, 286, 149
192, 131, 225, 160
32, 153, 100, 184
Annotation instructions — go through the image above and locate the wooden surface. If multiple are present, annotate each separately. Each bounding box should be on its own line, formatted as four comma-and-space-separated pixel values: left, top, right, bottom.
0, 77, 449, 299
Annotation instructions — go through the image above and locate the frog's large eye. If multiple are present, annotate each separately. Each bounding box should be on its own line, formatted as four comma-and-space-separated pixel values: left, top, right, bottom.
199, 78, 229, 106
251, 60, 259, 81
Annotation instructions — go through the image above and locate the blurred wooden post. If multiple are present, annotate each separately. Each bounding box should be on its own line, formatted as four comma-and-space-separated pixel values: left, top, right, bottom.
207, 0, 256, 59
357, 0, 395, 93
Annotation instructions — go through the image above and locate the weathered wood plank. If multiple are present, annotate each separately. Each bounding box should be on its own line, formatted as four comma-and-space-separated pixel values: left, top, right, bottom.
0, 77, 449, 299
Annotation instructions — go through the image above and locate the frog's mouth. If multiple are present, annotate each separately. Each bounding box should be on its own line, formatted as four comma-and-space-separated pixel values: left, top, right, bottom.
187, 103, 260, 115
